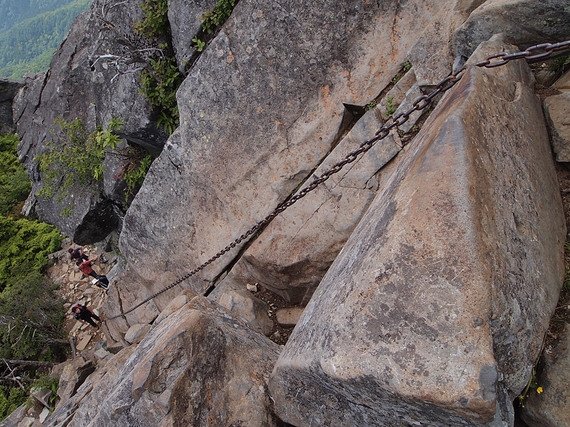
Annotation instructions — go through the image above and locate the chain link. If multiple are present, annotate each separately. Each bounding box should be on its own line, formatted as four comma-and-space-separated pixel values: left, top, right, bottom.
475, 40, 570, 68
109, 39, 570, 320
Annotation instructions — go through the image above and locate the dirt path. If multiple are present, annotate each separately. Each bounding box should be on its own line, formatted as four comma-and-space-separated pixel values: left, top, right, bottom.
48, 245, 116, 354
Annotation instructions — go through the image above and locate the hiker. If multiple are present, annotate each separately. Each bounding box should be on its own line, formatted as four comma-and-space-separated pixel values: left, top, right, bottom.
76, 256, 109, 286
91, 277, 109, 290
68, 247, 88, 262
71, 303, 101, 328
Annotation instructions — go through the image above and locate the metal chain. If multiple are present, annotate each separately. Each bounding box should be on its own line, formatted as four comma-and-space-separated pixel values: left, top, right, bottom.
109, 39, 570, 320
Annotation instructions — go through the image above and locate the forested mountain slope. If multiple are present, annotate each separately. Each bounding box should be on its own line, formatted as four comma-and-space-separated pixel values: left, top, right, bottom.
0, 0, 91, 78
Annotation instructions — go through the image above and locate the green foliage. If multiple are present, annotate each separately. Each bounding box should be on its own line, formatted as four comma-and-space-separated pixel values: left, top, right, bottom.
192, 36, 205, 52
0, 130, 65, 423
0, 0, 83, 31
134, 2, 181, 134
37, 117, 154, 210
0, 133, 31, 217
124, 153, 153, 195
37, 117, 124, 210
29, 375, 59, 406
548, 55, 569, 73
192, 0, 237, 51
391, 60, 412, 85
364, 100, 376, 112
385, 96, 398, 117
200, 0, 237, 34
139, 55, 182, 135
0, 216, 62, 290
113, 146, 154, 203
0, 269, 66, 360
0, 386, 27, 421
0, 0, 91, 79
134, 0, 169, 40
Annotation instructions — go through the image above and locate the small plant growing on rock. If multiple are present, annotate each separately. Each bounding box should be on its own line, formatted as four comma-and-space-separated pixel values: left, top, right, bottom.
518, 367, 541, 408
192, 0, 238, 53
138, 53, 182, 135
113, 145, 154, 204
201, 0, 238, 34
192, 36, 205, 52
36, 117, 154, 212
385, 96, 398, 118
37, 117, 124, 208
134, 0, 170, 39
391, 60, 412, 85
134, 2, 182, 134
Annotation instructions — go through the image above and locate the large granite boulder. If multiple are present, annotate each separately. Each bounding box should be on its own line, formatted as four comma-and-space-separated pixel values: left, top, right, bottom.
268, 37, 566, 426
544, 91, 570, 163
219, 108, 401, 304
168, 0, 218, 73
13, 0, 166, 243
46, 295, 281, 426
112, 0, 465, 330
452, 0, 570, 59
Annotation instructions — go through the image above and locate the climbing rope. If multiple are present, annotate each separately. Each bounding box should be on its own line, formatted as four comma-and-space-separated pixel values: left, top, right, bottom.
109, 40, 570, 320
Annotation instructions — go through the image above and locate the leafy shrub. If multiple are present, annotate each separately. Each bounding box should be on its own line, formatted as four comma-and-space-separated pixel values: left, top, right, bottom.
192, 0, 237, 51
0, 216, 62, 290
201, 0, 237, 34
0, 269, 66, 360
37, 117, 155, 211
113, 146, 154, 203
36, 117, 124, 210
29, 375, 59, 407
0, 386, 27, 421
0, 133, 31, 217
139, 54, 182, 135
134, 0, 169, 40
134, 0, 182, 135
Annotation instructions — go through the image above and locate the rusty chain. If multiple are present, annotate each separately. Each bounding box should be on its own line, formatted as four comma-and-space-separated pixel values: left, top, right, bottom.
109, 39, 570, 320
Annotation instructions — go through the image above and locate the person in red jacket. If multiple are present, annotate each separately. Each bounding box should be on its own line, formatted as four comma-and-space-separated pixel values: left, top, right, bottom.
76, 256, 99, 278
76, 256, 109, 287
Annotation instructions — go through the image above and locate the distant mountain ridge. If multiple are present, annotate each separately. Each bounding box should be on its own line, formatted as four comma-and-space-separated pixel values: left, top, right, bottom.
0, 0, 91, 79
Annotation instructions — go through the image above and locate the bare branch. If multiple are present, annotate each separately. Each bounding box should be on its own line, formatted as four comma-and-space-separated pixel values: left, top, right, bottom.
3, 359, 55, 368
2, 359, 25, 391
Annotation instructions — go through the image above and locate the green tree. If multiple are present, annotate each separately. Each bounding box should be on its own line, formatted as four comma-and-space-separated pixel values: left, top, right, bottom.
0, 270, 65, 360
0, 133, 31, 217
0, 0, 91, 79
37, 117, 153, 208
0, 216, 62, 290
0, 131, 65, 421
0, 386, 27, 420
37, 117, 123, 204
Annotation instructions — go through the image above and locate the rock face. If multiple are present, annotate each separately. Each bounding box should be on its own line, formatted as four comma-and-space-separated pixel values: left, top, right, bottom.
13, 0, 166, 243
268, 37, 566, 426
219, 109, 401, 304
9, 0, 570, 425
0, 78, 23, 132
544, 89, 570, 162
168, 0, 218, 74
452, 0, 570, 59
115, 0, 465, 324
46, 294, 281, 426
